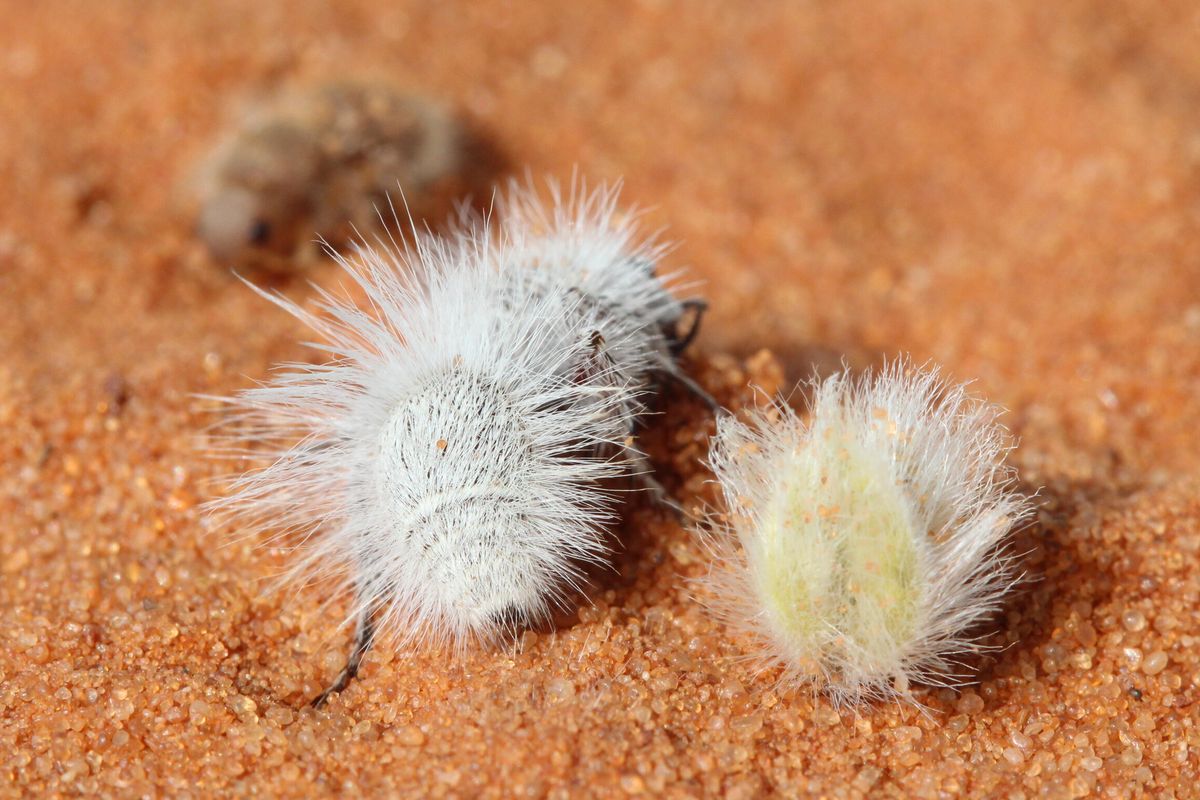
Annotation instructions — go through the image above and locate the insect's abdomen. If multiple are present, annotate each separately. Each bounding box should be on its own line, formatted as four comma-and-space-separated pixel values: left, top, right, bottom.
369, 369, 609, 638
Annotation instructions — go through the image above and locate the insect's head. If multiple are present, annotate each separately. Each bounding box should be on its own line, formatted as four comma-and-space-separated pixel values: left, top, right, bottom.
197, 186, 283, 263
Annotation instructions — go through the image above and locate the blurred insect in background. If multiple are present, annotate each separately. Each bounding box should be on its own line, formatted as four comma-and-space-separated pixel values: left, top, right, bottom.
191, 81, 463, 269
207, 182, 715, 705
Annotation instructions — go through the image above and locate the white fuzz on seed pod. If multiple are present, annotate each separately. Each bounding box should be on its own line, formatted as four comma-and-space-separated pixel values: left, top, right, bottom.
207, 182, 710, 704
700, 362, 1031, 705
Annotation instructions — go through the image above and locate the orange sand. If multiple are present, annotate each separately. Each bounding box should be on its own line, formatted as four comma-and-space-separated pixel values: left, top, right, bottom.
2, 1, 1199, 797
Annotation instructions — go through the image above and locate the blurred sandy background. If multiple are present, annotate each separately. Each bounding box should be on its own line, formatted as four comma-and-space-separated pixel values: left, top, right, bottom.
2, 1, 1199, 797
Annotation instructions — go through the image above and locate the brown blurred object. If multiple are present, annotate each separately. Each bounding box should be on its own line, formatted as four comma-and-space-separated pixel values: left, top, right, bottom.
191, 81, 466, 270
2, 1, 1200, 797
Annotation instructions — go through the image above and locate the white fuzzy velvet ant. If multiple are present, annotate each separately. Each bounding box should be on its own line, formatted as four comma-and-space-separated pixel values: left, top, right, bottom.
698, 362, 1031, 706
208, 181, 712, 705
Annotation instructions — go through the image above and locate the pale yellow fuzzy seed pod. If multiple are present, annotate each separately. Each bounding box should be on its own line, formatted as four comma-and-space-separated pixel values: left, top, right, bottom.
700, 362, 1031, 705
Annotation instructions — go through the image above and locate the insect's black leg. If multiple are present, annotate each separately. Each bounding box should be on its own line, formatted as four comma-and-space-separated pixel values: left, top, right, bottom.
312, 610, 376, 708
664, 369, 721, 413
637, 468, 691, 521
624, 442, 692, 521
662, 300, 721, 411
668, 299, 708, 356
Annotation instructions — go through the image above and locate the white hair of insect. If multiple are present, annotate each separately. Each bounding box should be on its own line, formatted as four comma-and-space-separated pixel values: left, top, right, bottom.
489, 178, 719, 506
496, 178, 705, 383
698, 361, 1031, 706
207, 181, 713, 706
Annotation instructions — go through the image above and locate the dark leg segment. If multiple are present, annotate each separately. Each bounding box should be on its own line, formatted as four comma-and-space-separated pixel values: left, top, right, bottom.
664, 299, 721, 411
311, 611, 376, 708
636, 468, 691, 521
665, 369, 721, 413
669, 299, 708, 356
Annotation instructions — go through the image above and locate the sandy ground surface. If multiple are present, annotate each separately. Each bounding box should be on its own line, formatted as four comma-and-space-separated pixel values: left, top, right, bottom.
2, 1, 1200, 797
